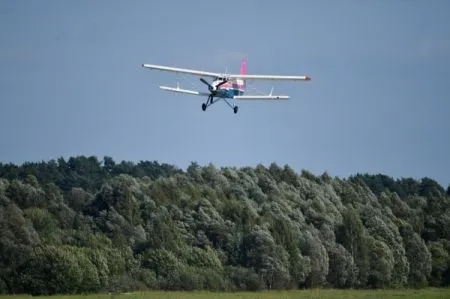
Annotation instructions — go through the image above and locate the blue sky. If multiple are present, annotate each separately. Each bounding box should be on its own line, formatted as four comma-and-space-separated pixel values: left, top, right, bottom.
1, 0, 449, 187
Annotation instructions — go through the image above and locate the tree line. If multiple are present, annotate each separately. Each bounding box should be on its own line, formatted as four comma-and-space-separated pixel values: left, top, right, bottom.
0, 156, 449, 294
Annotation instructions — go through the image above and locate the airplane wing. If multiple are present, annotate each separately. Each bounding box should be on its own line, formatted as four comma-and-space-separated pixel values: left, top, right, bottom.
159, 85, 210, 96
229, 74, 310, 81
160, 86, 290, 100
233, 95, 290, 100
142, 64, 311, 81
142, 64, 220, 79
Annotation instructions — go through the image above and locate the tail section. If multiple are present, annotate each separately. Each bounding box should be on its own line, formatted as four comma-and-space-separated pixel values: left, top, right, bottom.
238, 57, 248, 91
240, 57, 248, 75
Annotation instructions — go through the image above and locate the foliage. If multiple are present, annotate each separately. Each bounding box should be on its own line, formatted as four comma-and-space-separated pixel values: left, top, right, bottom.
1, 289, 450, 299
0, 156, 449, 294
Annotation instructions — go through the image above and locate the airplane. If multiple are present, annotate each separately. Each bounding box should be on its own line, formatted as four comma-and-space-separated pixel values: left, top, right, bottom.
141, 58, 311, 114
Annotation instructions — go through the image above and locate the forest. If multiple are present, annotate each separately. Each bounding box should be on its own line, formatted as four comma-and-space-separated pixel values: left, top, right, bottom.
0, 156, 449, 295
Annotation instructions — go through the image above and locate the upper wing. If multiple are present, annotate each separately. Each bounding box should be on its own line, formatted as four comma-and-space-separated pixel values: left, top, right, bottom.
142, 63, 311, 81
142, 64, 220, 79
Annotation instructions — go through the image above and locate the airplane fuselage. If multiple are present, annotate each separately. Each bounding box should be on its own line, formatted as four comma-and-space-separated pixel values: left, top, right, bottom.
211, 78, 245, 98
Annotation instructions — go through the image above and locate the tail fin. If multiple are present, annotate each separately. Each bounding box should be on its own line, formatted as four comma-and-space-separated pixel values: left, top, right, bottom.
239, 57, 247, 89
240, 57, 248, 75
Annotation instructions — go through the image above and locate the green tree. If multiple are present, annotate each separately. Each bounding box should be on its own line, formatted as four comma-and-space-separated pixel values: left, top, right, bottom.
326, 243, 356, 288
300, 229, 329, 287
428, 241, 450, 286
366, 237, 394, 288
400, 224, 432, 287
18, 245, 83, 295
241, 228, 290, 289
337, 205, 369, 287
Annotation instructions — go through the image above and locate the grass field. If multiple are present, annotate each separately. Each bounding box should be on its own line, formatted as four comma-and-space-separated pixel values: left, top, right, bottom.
1, 289, 450, 299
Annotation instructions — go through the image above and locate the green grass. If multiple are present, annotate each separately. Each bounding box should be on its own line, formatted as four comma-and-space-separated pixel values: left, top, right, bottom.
1, 289, 450, 299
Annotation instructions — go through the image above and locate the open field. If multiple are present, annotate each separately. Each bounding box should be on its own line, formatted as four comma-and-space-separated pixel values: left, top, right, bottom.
1, 289, 450, 299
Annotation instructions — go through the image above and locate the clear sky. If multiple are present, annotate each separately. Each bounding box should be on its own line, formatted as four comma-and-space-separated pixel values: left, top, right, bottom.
1, 0, 449, 187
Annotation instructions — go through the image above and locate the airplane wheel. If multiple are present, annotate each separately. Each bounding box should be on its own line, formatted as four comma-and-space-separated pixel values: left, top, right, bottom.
234, 106, 238, 114
202, 103, 207, 111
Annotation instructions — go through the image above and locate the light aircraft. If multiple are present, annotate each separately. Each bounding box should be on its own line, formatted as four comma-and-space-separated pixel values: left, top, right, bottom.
141, 58, 311, 114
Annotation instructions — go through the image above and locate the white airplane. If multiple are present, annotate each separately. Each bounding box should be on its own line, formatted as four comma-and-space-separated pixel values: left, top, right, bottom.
141, 58, 311, 114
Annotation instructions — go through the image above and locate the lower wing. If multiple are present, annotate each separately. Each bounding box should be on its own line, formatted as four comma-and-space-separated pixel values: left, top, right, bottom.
159, 86, 210, 97
233, 95, 289, 100
159, 86, 290, 100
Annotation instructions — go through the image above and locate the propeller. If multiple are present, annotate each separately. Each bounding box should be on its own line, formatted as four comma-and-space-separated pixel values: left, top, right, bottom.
200, 78, 229, 108
199, 78, 228, 92
200, 78, 213, 91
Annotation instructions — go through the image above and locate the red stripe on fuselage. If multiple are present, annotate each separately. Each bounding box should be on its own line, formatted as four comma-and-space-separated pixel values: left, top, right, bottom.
219, 81, 244, 91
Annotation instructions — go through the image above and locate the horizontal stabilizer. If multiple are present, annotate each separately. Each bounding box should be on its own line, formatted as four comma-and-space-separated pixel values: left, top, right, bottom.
233, 95, 290, 100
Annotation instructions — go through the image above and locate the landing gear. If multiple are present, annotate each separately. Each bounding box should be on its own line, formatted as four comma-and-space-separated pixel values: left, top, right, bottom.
198, 78, 238, 114
201, 95, 214, 111
201, 97, 239, 114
